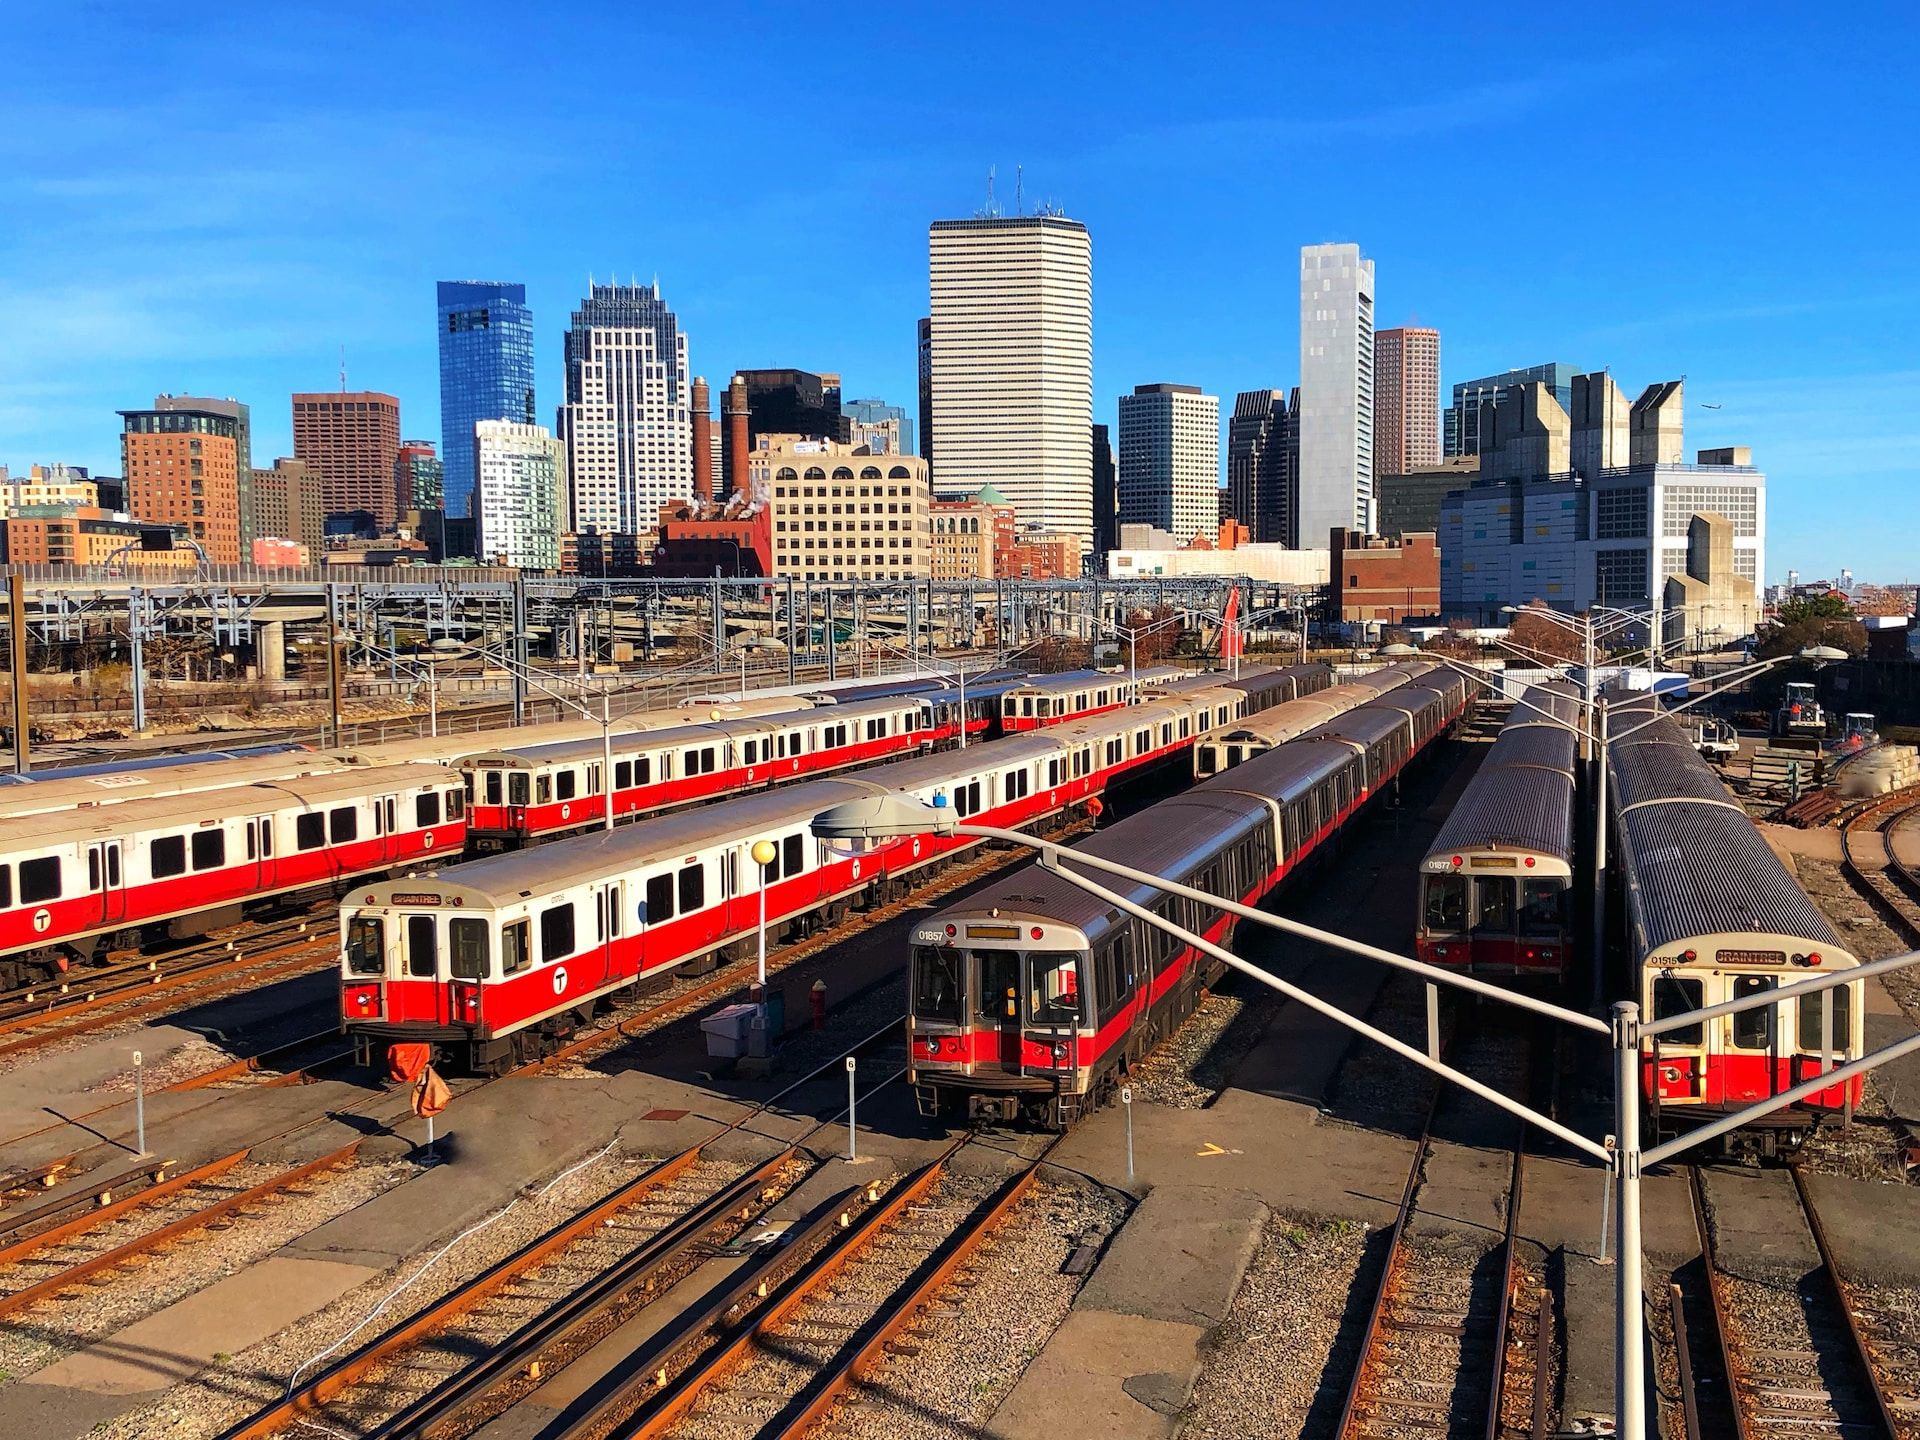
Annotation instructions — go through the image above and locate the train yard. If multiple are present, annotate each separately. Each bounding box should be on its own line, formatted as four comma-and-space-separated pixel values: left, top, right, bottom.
0, 661, 1916, 1440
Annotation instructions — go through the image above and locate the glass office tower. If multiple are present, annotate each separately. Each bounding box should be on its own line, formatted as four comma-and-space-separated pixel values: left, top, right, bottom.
437, 280, 535, 519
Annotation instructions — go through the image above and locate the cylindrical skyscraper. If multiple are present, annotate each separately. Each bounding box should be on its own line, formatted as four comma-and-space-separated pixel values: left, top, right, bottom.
690, 376, 713, 502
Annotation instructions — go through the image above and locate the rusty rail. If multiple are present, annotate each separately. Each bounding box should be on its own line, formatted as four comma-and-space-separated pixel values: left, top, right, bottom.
0, 1151, 227, 1258
1790, 1165, 1907, 1438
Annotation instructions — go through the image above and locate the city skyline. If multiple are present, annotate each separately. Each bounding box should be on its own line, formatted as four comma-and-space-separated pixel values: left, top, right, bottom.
3, 6, 1915, 579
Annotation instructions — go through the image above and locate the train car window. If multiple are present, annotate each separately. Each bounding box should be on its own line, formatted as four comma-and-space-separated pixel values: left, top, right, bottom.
88, 849, 101, 891
783, 834, 803, 875
1797, 985, 1853, 1052
1048, 759, 1061, 787
606, 887, 621, 938
1423, 876, 1468, 931
756, 843, 781, 883
535, 774, 553, 805
634, 756, 652, 786
446, 790, 463, 820
509, 773, 530, 807
644, 874, 674, 924
1520, 882, 1566, 934
1651, 975, 1704, 1044
482, 771, 502, 805
416, 793, 442, 829
191, 830, 225, 871
1730, 976, 1776, 1050
296, 813, 325, 850
615, 760, 633, 788
329, 807, 358, 844
19, 856, 59, 903
556, 770, 577, 801
107, 845, 123, 884
450, 918, 489, 979
502, 920, 532, 975
345, 916, 384, 975
1021, 698, 1035, 718
742, 740, 758, 765
151, 836, 187, 879
540, 905, 575, 963
1028, 953, 1082, 1026
912, 947, 963, 1021
678, 863, 705, 913
406, 915, 437, 978
1473, 880, 1514, 933
0, 865, 11, 907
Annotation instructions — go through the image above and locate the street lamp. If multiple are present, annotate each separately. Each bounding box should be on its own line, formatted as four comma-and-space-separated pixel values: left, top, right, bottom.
751, 838, 776, 987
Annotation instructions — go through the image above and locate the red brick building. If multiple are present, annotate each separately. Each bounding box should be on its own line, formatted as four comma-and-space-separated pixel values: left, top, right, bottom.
1329, 528, 1440, 625
119, 406, 243, 563
292, 391, 401, 527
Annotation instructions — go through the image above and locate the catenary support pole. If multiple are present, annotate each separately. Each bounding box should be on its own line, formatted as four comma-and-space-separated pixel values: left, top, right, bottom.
1614, 1000, 1646, 1440
9, 572, 29, 774
1593, 696, 1610, 1012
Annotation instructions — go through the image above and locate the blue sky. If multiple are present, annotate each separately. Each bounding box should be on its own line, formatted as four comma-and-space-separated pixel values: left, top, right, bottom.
3, 3, 1915, 581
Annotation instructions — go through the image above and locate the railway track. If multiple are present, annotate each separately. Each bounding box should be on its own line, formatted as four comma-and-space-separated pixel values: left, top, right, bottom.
216, 1019, 910, 1439
0, 1142, 361, 1322
1334, 1016, 1546, 1440
1679, 1164, 1911, 1440
1840, 787, 1920, 946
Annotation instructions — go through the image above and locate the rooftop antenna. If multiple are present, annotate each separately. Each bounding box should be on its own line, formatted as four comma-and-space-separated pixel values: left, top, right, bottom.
982, 164, 999, 219
339, 344, 347, 393
1016, 165, 1024, 216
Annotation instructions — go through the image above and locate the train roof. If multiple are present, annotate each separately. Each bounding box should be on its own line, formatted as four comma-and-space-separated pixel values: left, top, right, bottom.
931, 791, 1274, 938
1196, 736, 1360, 806
1003, 669, 1121, 694
1507, 681, 1583, 730
1197, 681, 1409, 748
0, 749, 356, 819
1617, 799, 1840, 952
1483, 724, 1578, 773
1300, 706, 1406, 749
1426, 768, 1576, 865
20, 763, 456, 848
1609, 731, 1736, 810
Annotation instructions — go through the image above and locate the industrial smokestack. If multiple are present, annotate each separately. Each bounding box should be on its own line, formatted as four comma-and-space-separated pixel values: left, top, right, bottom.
723, 374, 750, 499
690, 376, 713, 503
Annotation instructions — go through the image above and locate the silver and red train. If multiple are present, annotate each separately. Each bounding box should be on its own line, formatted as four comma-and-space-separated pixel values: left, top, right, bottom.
905, 666, 1469, 1127
335, 677, 1281, 1071
1608, 692, 1862, 1154
1415, 682, 1580, 980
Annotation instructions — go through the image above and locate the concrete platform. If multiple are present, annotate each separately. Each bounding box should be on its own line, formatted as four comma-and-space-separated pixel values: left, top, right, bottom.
985, 1310, 1207, 1440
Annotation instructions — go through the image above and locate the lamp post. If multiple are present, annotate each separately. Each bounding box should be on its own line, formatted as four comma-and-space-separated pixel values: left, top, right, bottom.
751, 838, 776, 986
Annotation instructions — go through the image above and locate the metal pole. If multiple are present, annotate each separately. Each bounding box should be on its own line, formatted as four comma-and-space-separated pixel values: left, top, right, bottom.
1122, 1084, 1135, 1181
601, 691, 615, 832
325, 591, 342, 750
786, 577, 797, 687
9, 572, 28, 774
129, 588, 147, 734
1426, 983, 1441, 1061
1613, 999, 1646, 1440
132, 1049, 146, 1154
428, 672, 438, 738
846, 1056, 858, 1160
757, 865, 768, 985
1593, 696, 1610, 1012
957, 667, 966, 751
825, 589, 837, 682
511, 576, 528, 725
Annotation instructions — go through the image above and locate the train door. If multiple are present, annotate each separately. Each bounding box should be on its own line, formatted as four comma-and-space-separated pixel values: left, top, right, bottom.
374, 794, 399, 861
90, 840, 126, 924
975, 951, 1022, 1071
1720, 973, 1780, 1104
1469, 877, 1516, 971
253, 817, 275, 889
404, 913, 452, 1025
1789, 981, 1854, 1106
1647, 970, 1708, 1108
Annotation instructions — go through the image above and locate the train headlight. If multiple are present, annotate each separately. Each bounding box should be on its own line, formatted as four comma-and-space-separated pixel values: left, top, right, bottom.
1661, 1066, 1680, 1083
1051, 1042, 1070, 1061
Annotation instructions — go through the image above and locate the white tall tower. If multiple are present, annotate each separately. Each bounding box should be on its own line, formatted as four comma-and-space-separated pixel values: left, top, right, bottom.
475, 421, 568, 571
928, 215, 1092, 554
1117, 384, 1220, 544
1298, 243, 1376, 544
557, 282, 691, 538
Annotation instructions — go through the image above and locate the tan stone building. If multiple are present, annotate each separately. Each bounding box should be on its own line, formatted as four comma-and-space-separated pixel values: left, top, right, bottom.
756, 436, 930, 583
253, 457, 325, 559
930, 485, 1012, 579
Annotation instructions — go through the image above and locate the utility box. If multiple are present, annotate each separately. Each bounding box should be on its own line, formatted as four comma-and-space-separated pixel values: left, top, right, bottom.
746, 992, 786, 1058
700, 1003, 756, 1059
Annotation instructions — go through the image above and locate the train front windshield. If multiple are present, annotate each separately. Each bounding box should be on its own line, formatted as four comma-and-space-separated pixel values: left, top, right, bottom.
911, 946, 1086, 1027
1421, 874, 1568, 937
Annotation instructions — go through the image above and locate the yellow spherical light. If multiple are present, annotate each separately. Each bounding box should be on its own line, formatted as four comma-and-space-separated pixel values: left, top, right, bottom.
751, 839, 778, 867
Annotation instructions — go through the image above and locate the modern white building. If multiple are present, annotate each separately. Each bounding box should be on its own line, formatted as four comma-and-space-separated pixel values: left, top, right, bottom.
927, 215, 1093, 556
556, 282, 692, 540
475, 420, 568, 571
1298, 243, 1376, 543
1117, 383, 1220, 544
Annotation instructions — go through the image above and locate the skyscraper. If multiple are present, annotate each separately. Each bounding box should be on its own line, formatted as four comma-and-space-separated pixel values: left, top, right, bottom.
253, 457, 323, 558
1117, 384, 1220, 543
1298, 243, 1376, 543
928, 215, 1093, 553
155, 395, 253, 547
1227, 389, 1299, 546
1091, 423, 1117, 558
119, 405, 242, 563
395, 439, 443, 514
1444, 363, 1576, 457
844, 397, 913, 456
1374, 327, 1440, 478
556, 281, 691, 537
292, 392, 402, 526
475, 420, 568, 571
436, 280, 535, 520
917, 317, 933, 462
736, 369, 846, 446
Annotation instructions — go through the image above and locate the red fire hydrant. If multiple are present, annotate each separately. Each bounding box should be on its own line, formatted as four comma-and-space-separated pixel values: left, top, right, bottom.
810, 977, 827, 1030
